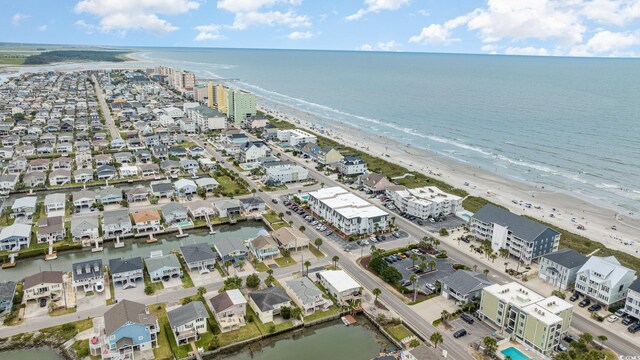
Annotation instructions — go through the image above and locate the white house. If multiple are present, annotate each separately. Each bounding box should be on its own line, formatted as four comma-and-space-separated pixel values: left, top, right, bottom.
174, 178, 197, 195
386, 186, 462, 220
11, 196, 37, 220
276, 129, 316, 146
575, 256, 636, 307
538, 249, 588, 290
316, 270, 362, 306
0, 223, 32, 251
624, 279, 640, 320
238, 141, 269, 163
167, 301, 209, 345
119, 165, 139, 178
262, 161, 309, 185
284, 277, 331, 315
208, 289, 247, 333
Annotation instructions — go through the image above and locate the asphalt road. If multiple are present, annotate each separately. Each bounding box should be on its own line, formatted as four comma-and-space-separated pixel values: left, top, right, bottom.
92, 75, 121, 140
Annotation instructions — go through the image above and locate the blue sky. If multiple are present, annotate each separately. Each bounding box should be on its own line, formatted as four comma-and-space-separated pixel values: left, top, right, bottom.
4, 0, 640, 57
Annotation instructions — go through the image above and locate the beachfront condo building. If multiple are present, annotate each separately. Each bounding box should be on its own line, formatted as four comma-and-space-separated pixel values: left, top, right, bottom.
230, 89, 256, 124
469, 204, 560, 265
479, 282, 573, 358
262, 160, 309, 185
207, 81, 216, 108
216, 84, 228, 114
574, 255, 635, 307
277, 129, 317, 147
307, 186, 389, 236
386, 185, 462, 220
188, 105, 227, 131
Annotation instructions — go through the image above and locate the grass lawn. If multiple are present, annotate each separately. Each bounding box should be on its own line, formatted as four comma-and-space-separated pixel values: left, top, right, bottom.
40, 319, 93, 342
309, 245, 325, 258
214, 175, 248, 196
217, 321, 262, 347
177, 254, 195, 288
262, 211, 282, 224
303, 306, 340, 322
274, 256, 297, 268
143, 270, 164, 294
148, 304, 179, 360
107, 273, 116, 305
180, 141, 196, 148
49, 307, 77, 317
71, 339, 92, 358
385, 324, 414, 342
254, 262, 269, 272
461, 196, 508, 213
270, 222, 289, 231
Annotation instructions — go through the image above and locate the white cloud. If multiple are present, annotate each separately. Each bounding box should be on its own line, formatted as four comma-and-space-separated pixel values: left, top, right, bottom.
287, 31, 314, 40
580, 0, 640, 26
217, 0, 310, 30
194, 24, 224, 41
74, 0, 199, 34
37, 25, 48, 32
12, 13, 30, 26
346, 0, 410, 21
504, 46, 550, 56
357, 40, 401, 51
75, 20, 97, 34
584, 30, 639, 53
409, 24, 457, 45
417, 9, 430, 17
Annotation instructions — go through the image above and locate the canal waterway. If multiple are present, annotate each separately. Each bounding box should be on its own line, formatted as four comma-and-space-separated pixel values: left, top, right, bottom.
0, 222, 267, 281
0, 348, 64, 360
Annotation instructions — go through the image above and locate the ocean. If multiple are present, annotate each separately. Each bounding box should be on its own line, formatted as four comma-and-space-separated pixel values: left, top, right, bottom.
139, 48, 640, 215
3, 47, 639, 214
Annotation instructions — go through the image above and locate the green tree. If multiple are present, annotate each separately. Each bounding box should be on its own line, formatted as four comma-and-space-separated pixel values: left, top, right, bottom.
144, 284, 154, 295
197, 286, 207, 298
430, 332, 443, 349
246, 273, 261, 288
304, 260, 311, 275
482, 336, 498, 355
440, 310, 450, 324
332, 255, 340, 270
224, 260, 233, 275
299, 225, 306, 233
314, 237, 323, 251
291, 307, 302, 320
372, 288, 381, 305
410, 253, 419, 268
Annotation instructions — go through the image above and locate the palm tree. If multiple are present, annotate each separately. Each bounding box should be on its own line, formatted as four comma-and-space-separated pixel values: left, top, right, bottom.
410, 274, 418, 302
440, 310, 450, 324
580, 332, 593, 345
499, 248, 509, 259
419, 262, 427, 272
314, 237, 323, 251
251, 257, 259, 269
504, 262, 509, 272
410, 253, 419, 268
291, 307, 302, 320
197, 286, 207, 298
428, 259, 436, 271
483, 268, 490, 276
278, 212, 284, 219
430, 332, 443, 349
299, 225, 306, 233
597, 335, 607, 346
470, 244, 476, 253
224, 260, 232, 275
432, 238, 440, 250
372, 288, 381, 305
332, 255, 340, 269
303, 260, 311, 275
489, 253, 498, 263
472, 264, 478, 272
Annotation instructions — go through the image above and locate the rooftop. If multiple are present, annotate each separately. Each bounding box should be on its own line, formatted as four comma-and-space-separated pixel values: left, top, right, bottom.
318, 270, 361, 293
472, 204, 560, 243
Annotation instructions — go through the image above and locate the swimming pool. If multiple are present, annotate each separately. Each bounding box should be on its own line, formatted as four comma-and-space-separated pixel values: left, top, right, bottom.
501, 347, 530, 360
246, 165, 254, 169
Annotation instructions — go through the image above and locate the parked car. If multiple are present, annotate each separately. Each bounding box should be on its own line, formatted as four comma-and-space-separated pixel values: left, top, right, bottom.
615, 309, 626, 317
628, 322, 640, 334
622, 316, 637, 325
578, 299, 591, 307
557, 344, 568, 352
569, 293, 580, 302
461, 313, 475, 324
587, 304, 602, 312
424, 283, 436, 292
412, 249, 422, 255
607, 315, 619, 323
285, 210, 292, 215
39, 298, 47, 308
325, 230, 333, 236
563, 335, 577, 344
461, 237, 470, 243
393, 232, 401, 238
400, 279, 412, 287
272, 199, 278, 204
453, 329, 467, 338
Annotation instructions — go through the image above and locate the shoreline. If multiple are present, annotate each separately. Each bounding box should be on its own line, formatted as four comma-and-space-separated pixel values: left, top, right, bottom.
256, 101, 640, 256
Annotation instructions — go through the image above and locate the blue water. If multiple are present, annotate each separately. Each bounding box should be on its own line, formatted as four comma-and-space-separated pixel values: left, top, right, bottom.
137, 48, 640, 215
3, 48, 639, 214
501, 346, 531, 360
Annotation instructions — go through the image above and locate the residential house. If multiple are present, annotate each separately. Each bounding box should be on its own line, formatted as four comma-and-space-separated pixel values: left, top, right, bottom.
575, 256, 636, 307
0, 223, 32, 251
167, 301, 209, 345
23, 171, 46, 187
539, 249, 589, 290
316, 270, 362, 306
125, 186, 150, 203
469, 204, 561, 265
276, 129, 316, 146
262, 160, 309, 185
439, 270, 494, 304
214, 199, 242, 218
44, 193, 66, 215
360, 173, 393, 194
185, 200, 215, 220
94, 154, 113, 166
114, 152, 133, 164
101, 300, 159, 358
180, 243, 217, 273
310, 145, 343, 165
23, 271, 64, 302
248, 235, 280, 261
624, 278, 640, 320
72, 259, 104, 293
119, 165, 139, 178
160, 160, 181, 176
11, 196, 37, 220
49, 169, 72, 186
152, 145, 169, 160
109, 257, 144, 290
96, 187, 123, 205
179, 159, 199, 174
239, 141, 269, 163
174, 178, 197, 196
132, 210, 162, 233
284, 277, 331, 315
149, 181, 175, 201
240, 197, 266, 214
72, 189, 97, 212
213, 237, 248, 265
71, 217, 100, 241
110, 138, 125, 150
139, 163, 160, 177
337, 155, 367, 175
161, 202, 189, 227
96, 165, 117, 181
0, 174, 19, 193
271, 226, 310, 251
145, 253, 182, 282
195, 177, 219, 193
0, 281, 16, 314
74, 168, 94, 183
208, 289, 247, 333
36, 216, 65, 244
248, 287, 292, 324
103, 210, 133, 239
52, 157, 73, 170
28, 158, 50, 172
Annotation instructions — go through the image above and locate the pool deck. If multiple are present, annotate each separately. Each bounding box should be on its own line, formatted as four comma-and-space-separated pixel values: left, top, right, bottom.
498, 342, 541, 360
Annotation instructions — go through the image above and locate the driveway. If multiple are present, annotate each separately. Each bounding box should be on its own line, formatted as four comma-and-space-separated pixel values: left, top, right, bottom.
447, 315, 496, 347
76, 291, 107, 310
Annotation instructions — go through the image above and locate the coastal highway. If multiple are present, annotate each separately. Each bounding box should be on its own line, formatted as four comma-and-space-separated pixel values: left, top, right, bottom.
205, 134, 640, 358
193, 137, 473, 360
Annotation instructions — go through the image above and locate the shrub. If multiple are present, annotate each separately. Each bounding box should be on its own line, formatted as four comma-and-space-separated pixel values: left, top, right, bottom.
268, 324, 276, 333
280, 306, 292, 319
246, 274, 261, 288
439, 228, 449, 236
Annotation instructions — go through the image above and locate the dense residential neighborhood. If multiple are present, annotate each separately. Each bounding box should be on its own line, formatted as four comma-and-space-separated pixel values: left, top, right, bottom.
0, 66, 636, 360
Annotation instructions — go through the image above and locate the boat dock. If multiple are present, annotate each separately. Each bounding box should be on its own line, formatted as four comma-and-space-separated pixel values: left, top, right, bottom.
341, 315, 357, 326
176, 225, 189, 238
2, 253, 17, 268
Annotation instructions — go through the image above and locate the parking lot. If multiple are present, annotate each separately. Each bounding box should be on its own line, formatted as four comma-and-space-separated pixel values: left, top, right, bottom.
447, 314, 496, 347
386, 251, 457, 292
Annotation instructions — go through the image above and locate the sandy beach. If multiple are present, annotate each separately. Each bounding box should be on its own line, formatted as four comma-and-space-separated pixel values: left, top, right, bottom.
257, 101, 640, 258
